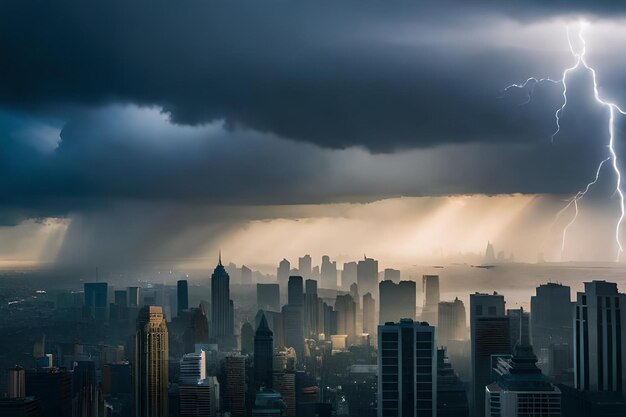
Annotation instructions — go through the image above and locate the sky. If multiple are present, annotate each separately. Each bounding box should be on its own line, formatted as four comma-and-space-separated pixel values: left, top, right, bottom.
3, 1, 626, 271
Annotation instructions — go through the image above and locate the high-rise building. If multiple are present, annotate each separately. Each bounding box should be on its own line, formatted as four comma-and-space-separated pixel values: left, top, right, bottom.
223, 355, 247, 417
84, 282, 108, 321
273, 372, 296, 417
257, 284, 281, 312
357, 257, 378, 300
8, 365, 25, 399
574, 280, 626, 394
486, 311, 561, 417
0, 397, 42, 417
299, 255, 312, 280
341, 262, 358, 290
288, 276, 304, 307
255, 313, 274, 390
437, 298, 467, 344
320, 255, 337, 289
179, 376, 219, 417
507, 308, 530, 351
242, 265, 253, 285
469, 292, 509, 417
334, 294, 357, 344
277, 259, 291, 288
127, 286, 140, 307
25, 368, 72, 417
363, 292, 376, 337
422, 275, 440, 326
180, 351, 206, 384
436, 348, 469, 417
241, 321, 255, 355
282, 305, 304, 361
304, 280, 319, 339
383, 268, 400, 282
252, 389, 287, 417
378, 319, 437, 417
530, 283, 573, 377
134, 305, 169, 417
178, 279, 189, 316
379, 280, 416, 324
211, 257, 235, 348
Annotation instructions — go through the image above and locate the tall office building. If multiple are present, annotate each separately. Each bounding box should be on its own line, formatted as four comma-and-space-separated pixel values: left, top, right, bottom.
378, 319, 437, 417
134, 305, 169, 417
341, 262, 358, 290
178, 279, 189, 316
363, 292, 376, 337
436, 348, 469, 417
282, 305, 305, 361
422, 275, 440, 326
25, 368, 72, 417
288, 276, 304, 307
241, 321, 255, 355
507, 308, 530, 351
379, 280, 416, 324
357, 257, 378, 301
320, 255, 337, 289
383, 268, 400, 282
0, 397, 42, 417
470, 292, 509, 417
255, 313, 274, 390
252, 389, 287, 417
486, 311, 561, 417
334, 294, 357, 344
437, 298, 467, 344
180, 351, 206, 384
304, 280, 319, 339
8, 365, 25, 398
242, 265, 253, 285
530, 283, 573, 376
223, 355, 247, 417
574, 280, 626, 394
277, 259, 291, 288
127, 286, 140, 307
257, 284, 281, 312
84, 282, 108, 321
299, 255, 312, 280
211, 257, 235, 348
179, 376, 219, 417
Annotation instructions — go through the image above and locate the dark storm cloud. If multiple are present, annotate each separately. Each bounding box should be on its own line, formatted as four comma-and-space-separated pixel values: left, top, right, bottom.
1, 0, 625, 152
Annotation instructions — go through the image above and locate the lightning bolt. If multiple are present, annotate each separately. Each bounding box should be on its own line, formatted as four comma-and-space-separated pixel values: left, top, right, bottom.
505, 21, 626, 261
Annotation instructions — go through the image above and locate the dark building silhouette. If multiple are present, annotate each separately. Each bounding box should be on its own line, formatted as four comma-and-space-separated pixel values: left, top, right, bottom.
530, 282, 573, 379
422, 275, 440, 326
304, 280, 319, 339
211, 256, 235, 348
362, 292, 376, 338
241, 321, 255, 355
334, 294, 357, 344
127, 286, 140, 307
506, 308, 529, 352
282, 305, 305, 362
0, 397, 42, 417
257, 284, 281, 313
223, 355, 247, 417
470, 292, 509, 417
357, 257, 378, 301
25, 368, 72, 417
177, 279, 189, 316
378, 319, 436, 417
437, 298, 467, 344
8, 365, 25, 398
84, 282, 108, 321
379, 280, 416, 324
436, 348, 469, 417
288, 276, 304, 307
254, 313, 274, 390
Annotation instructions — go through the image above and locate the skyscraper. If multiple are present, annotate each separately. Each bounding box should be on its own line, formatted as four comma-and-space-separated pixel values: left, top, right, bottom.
507, 308, 529, 351
277, 259, 291, 288
378, 319, 436, 417
179, 376, 219, 417
180, 351, 206, 384
134, 305, 169, 417
304, 279, 319, 339
223, 355, 247, 417
334, 294, 357, 344
84, 282, 108, 321
0, 397, 42, 417
211, 257, 235, 348
299, 255, 312, 280
127, 286, 140, 307
469, 292, 509, 417
25, 368, 72, 417
282, 305, 305, 361
574, 280, 626, 394
255, 313, 274, 390
257, 284, 281, 312
379, 280, 416, 324
530, 283, 573, 377
422, 275, 440, 326
383, 268, 400, 282
8, 365, 25, 398
341, 261, 358, 290
485, 310, 561, 417
241, 321, 255, 355
320, 255, 337, 289
437, 298, 467, 344
241, 265, 253, 285
178, 279, 189, 316
288, 276, 304, 307
436, 348, 469, 417
362, 292, 376, 338
357, 257, 378, 300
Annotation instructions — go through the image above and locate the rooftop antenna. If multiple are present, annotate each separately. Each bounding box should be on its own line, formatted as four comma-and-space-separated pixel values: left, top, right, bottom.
218, 250, 223, 266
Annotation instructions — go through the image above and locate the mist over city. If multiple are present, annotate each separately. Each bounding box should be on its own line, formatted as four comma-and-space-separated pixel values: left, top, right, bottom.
2, 1, 626, 417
